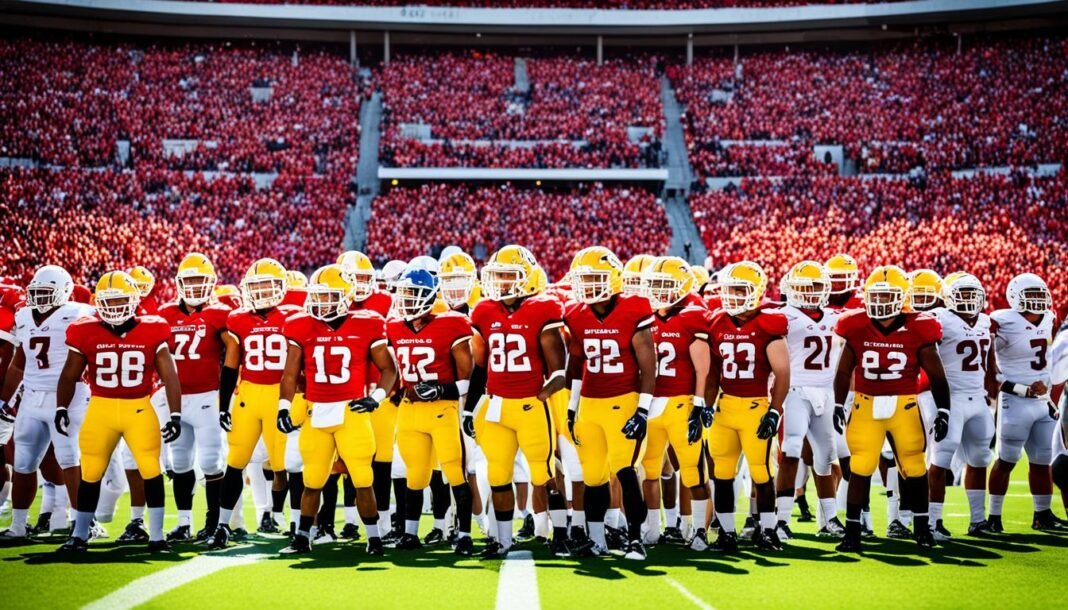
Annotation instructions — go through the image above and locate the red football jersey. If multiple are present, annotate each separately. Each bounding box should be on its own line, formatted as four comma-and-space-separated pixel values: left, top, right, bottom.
827, 292, 864, 312
284, 311, 387, 402
351, 292, 393, 318
471, 295, 564, 399
157, 302, 232, 394
708, 309, 788, 398
705, 295, 722, 312
227, 305, 303, 385
387, 312, 472, 388
564, 294, 654, 399
282, 289, 307, 309
835, 310, 942, 396
66, 315, 173, 399
137, 294, 160, 316
652, 306, 712, 398
681, 293, 709, 310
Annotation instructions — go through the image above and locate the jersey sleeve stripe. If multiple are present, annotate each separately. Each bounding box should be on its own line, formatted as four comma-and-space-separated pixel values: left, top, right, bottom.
0, 330, 14, 345
451, 335, 473, 349
370, 339, 388, 349
636, 316, 655, 330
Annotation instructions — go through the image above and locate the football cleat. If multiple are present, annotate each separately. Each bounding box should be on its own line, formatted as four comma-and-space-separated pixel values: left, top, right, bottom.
623, 540, 647, 561
423, 527, 446, 546
605, 526, 626, 551
0, 528, 28, 542
796, 497, 815, 523
258, 512, 280, 534
31, 512, 52, 535
754, 528, 784, 552
567, 530, 596, 557
57, 536, 89, 553
231, 528, 250, 543
516, 514, 535, 541
381, 529, 403, 546
147, 540, 173, 554
740, 516, 757, 539
89, 520, 109, 540
366, 537, 384, 556
194, 526, 214, 543
280, 534, 312, 555
967, 520, 991, 536
395, 533, 423, 550
818, 517, 847, 539
208, 524, 232, 550
313, 524, 338, 545
933, 520, 953, 541
836, 531, 862, 553
550, 535, 570, 558
914, 527, 936, 550
117, 519, 149, 544
479, 539, 510, 559
689, 528, 709, 552
167, 525, 193, 542
987, 515, 1004, 533
1032, 511, 1068, 531
454, 535, 475, 557
775, 521, 794, 541
660, 526, 685, 544
340, 523, 361, 540
886, 519, 912, 540
709, 530, 738, 553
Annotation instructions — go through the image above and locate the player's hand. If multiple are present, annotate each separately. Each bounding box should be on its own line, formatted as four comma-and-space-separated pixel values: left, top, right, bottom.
413, 382, 443, 402
1029, 381, 1048, 397
833, 404, 846, 435
54, 407, 70, 436
0, 401, 15, 423
219, 409, 232, 432
277, 409, 297, 434
756, 409, 781, 440
1049, 400, 1061, 421
349, 397, 379, 413
462, 413, 476, 439
687, 407, 703, 445
622, 409, 648, 441
696, 397, 714, 429
933, 408, 950, 441
567, 410, 579, 446
162, 415, 182, 444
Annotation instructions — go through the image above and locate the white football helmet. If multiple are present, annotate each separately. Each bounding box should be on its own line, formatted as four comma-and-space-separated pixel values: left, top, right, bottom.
27, 265, 74, 313
1006, 273, 1051, 315
379, 260, 408, 292
942, 273, 986, 316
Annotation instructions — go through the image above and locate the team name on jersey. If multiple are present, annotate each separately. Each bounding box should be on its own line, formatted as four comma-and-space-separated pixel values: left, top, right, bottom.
722, 331, 758, 341
864, 340, 905, 349
585, 327, 621, 336
392, 336, 435, 346
247, 325, 282, 334
659, 331, 682, 338
171, 323, 208, 334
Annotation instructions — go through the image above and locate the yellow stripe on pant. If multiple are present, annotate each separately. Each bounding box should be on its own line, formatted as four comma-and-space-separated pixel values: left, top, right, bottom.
708, 394, 773, 484
846, 392, 927, 478
300, 405, 376, 489
396, 398, 465, 489
79, 396, 161, 482
473, 395, 556, 487
227, 380, 287, 471
573, 392, 645, 487
641, 395, 707, 489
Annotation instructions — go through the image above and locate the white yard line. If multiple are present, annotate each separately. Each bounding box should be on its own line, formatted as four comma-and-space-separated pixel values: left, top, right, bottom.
667, 577, 716, 610
83, 552, 270, 610
495, 550, 540, 610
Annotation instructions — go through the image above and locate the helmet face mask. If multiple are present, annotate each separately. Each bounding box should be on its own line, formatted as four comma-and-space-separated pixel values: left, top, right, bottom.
622, 273, 644, 296
865, 284, 905, 320
1006, 273, 1052, 315
910, 286, 940, 311
27, 265, 74, 313
243, 277, 286, 310
571, 269, 613, 305
946, 285, 985, 316
440, 272, 475, 309
394, 269, 439, 321
349, 270, 376, 302
783, 263, 830, 309
305, 287, 348, 321
721, 281, 758, 316
1017, 287, 1052, 314
96, 292, 139, 325
641, 273, 685, 310
827, 270, 858, 295
177, 273, 216, 307
481, 265, 527, 302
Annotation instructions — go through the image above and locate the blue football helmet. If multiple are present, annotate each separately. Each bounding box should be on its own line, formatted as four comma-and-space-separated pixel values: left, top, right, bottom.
394, 266, 440, 321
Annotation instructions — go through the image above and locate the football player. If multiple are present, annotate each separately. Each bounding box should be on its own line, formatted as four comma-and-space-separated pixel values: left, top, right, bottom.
774, 262, 847, 539
564, 246, 657, 560
638, 257, 713, 550
387, 266, 476, 556
705, 262, 790, 552
58, 271, 182, 552
622, 255, 656, 297
929, 273, 997, 538
281, 270, 308, 308
988, 273, 1064, 532
834, 266, 950, 552
467, 245, 571, 557
0, 266, 94, 540
157, 254, 237, 542
825, 255, 863, 311
278, 265, 397, 555
210, 259, 302, 549
128, 266, 160, 315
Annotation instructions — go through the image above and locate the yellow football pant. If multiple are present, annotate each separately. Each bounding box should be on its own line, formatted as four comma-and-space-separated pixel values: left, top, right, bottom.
300, 405, 376, 489
574, 392, 645, 487
227, 380, 287, 471
548, 389, 570, 440
847, 392, 927, 478
371, 401, 399, 463
474, 395, 555, 487
80, 396, 161, 482
641, 395, 708, 489
396, 398, 465, 489
709, 394, 774, 484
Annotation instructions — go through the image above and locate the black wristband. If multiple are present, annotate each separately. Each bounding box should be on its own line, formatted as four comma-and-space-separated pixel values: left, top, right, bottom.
464, 364, 487, 414
219, 366, 239, 412
441, 382, 460, 401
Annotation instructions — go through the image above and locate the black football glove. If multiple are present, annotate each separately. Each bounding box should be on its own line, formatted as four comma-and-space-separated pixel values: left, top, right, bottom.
687, 407, 703, 445
622, 409, 649, 441
833, 404, 846, 435
54, 407, 70, 436
349, 397, 380, 413
567, 410, 579, 446
933, 408, 950, 442
277, 409, 297, 434
413, 382, 444, 402
219, 409, 232, 432
756, 409, 781, 441
162, 415, 182, 444
700, 404, 715, 429
0, 400, 15, 424
462, 412, 476, 439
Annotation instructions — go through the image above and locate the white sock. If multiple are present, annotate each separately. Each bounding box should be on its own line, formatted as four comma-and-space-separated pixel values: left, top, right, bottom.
759, 511, 775, 531
691, 500, 708, 533
131, 505, 145, 521
248, 466, 269, 513
819, 498, 837, 527
776, 495, 794, 523
517, 507, 530, 520
10, 508, 29, 534
365, 523, 379, 539
344, 506, 359, 525
434, 518, 446, 531
219, 508, 234, 527
1035, 494, 1052, 512
748, 495, 757, 517
836, 478, 849, 508
379, 508, 393, 528
966, 489, 986, 523
53, 485, 70, 521
179, 509, 193, 527
930, 502, 944, 523
719, 511, 737, 533
664, 506, 679, 528
900, 510, 913, 526
74, 509, 93, 539
990, 494, 1005, 516
497, 520, 513, 548
549, 509, 568, 530
861, 510, 872, 530
534, 511, 550, 538
405, 520, 420, 536
887, 491, 900, 522
231, 492, 246, 529
148, 506, 164, 542
643, 509, 659, 536
571, 510, 586, 528
0, 481, 10, 507
606, 508, 621, 529
41, 483, 56, 514
273, 511, 285, 526
588, 521, 606, 547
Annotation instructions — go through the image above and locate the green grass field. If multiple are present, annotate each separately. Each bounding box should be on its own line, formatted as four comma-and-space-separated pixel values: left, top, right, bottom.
2, 473, 1067, 610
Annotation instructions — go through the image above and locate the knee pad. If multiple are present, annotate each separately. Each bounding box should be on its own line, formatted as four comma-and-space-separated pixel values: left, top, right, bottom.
848, 451, 878, 478
897, 451, 927, 479
780, 434, 804, 459
1052, 454, 1068, 489
997, 436, 1025, 465
349, 464, 374, 489
679, 465, 706, 490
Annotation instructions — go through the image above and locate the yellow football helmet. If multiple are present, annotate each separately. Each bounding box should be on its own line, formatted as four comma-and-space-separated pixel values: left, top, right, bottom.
641, 257, 695, 310
440, 251, 478, 309
782, 261, 830, 309
337, 250, 376, 302
95, 271, 141, 325
943, 272, 986, 316
481, 245, 540, 301
286, 270, 308, 290
622, 254, 657, 296
175, 253, 217, 307
214, 283, 241, 306
528, 266, 548, 295
127, 265, 155, 297
864, 265, 910, 319
690, 265, 711, 294
908, 269, 942, 311
825, 254, 860, 295
306, 264, 351, 321
242, 258, 287, 310
719, 261, 767, 316
569, 246, 623, 305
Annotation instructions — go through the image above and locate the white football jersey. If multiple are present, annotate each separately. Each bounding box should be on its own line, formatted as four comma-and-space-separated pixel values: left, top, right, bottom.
14, 303, 95, 391
991, 309, 1056, 387
934, 308, 992, 394
1051, 326, 1068, 386
778, 304, 842, 388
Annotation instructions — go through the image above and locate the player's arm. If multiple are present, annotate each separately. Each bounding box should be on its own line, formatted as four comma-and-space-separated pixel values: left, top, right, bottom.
919, 343, 952, 439
537, 325, 567, 402
54, 349, 88, 435
156, 346, 184, 443
564, 328, 585, 441
622, 326, 656, 440
0, 346, 25, 416
352, 342, 399, 414
687, 337, 713, 440
984, 338, 1000, 403
0, 340, 13, 390
767, 338, 789, 415
832, 341, 855, 434
218, 331, 241, 417
703, 343, 721, 408
277, 343, 302, 432
465, 330, 488, 412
